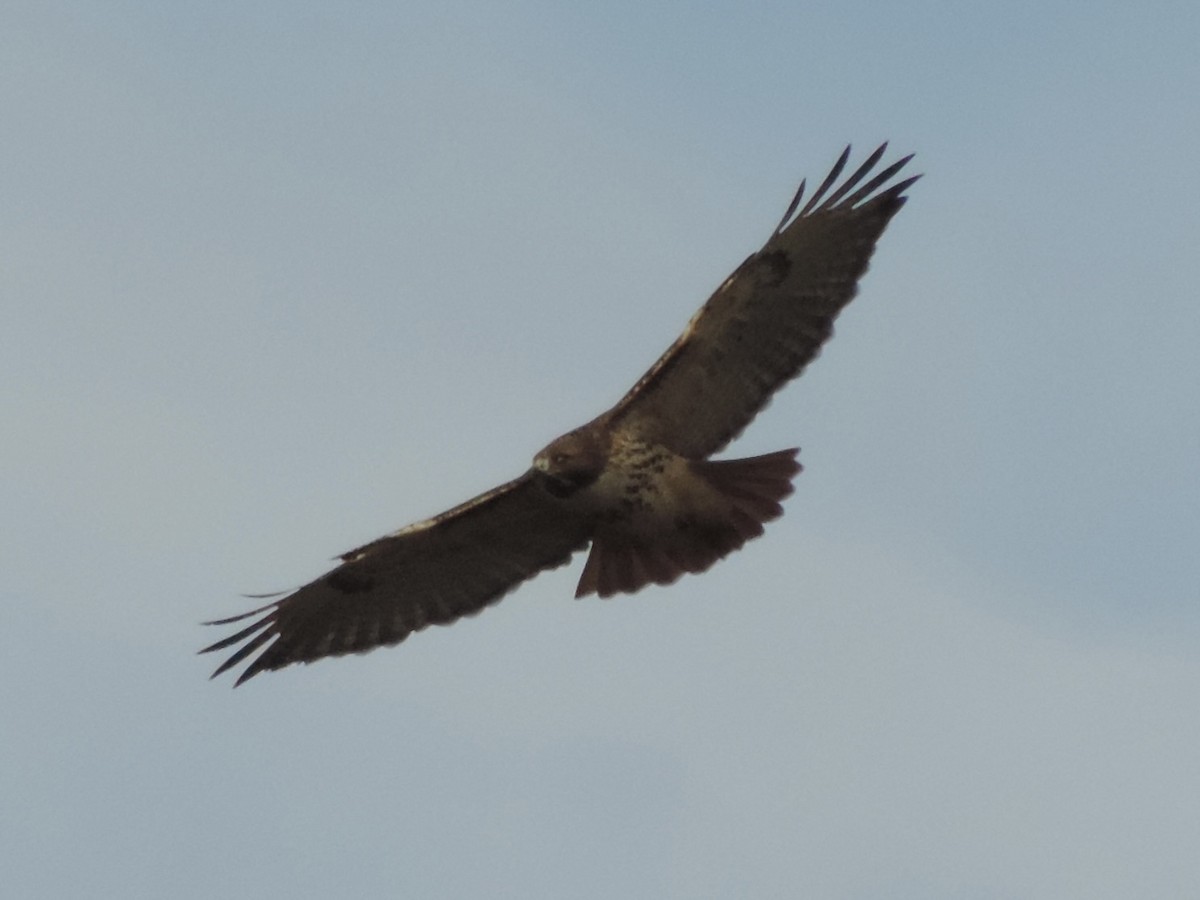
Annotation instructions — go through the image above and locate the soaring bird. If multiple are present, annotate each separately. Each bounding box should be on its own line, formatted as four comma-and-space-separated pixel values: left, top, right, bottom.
203, 144, 918, 685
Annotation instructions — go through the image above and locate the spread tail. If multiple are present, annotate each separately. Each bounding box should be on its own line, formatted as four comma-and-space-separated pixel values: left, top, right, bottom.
576, 448, 801, 598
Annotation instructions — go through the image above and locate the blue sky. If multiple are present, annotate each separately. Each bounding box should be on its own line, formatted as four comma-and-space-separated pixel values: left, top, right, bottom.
3, 2, 1199, 897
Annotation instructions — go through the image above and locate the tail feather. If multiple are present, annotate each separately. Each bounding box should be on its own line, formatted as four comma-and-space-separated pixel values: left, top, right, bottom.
729, 506, 767, 541
636, 543, 679, 585
696, 448, 802, 502
607, 538, 641, 596
576, 541, 601, 598
575, 448, 802, 599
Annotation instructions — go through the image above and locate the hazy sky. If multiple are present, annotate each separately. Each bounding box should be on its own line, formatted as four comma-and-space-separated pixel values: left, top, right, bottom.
4, 2, 1199, 898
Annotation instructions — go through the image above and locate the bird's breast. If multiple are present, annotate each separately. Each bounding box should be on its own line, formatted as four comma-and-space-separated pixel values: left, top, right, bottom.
577, 438, 719, 538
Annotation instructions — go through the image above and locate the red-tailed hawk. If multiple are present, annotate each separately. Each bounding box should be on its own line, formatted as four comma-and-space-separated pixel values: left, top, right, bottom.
204, 144, 918, 685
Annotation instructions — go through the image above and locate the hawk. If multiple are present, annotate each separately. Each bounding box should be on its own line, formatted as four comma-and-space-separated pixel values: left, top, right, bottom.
203, 144, 918, 684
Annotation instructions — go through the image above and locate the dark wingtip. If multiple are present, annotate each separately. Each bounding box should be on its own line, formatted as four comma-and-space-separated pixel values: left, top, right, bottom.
893, 171, 923, 194
821, 143, 889, 210
205, 628, 277, 682
837, 153, 918, 209
201, 597, 285, 684
773, 178, 806, 236
798, 144, 853, 217
233, 666, 262, 688
202, 594, 284, 627
775, 143, 919, 228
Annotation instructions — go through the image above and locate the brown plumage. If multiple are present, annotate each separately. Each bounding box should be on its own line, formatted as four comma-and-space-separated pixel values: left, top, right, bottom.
202, 144, 919, 685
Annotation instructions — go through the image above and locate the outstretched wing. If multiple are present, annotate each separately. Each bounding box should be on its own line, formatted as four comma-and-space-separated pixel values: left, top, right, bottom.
609, 144, 919, 458
201, 473, 593, 685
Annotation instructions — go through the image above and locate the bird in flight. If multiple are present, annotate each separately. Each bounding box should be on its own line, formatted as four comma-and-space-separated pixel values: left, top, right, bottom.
203, 144, 919, 685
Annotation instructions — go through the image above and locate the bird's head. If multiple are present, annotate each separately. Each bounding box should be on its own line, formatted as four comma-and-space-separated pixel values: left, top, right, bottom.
533, 427, 605, 497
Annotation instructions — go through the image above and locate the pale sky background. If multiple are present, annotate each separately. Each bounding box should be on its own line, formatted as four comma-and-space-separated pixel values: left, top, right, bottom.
4, 2, 1199, 898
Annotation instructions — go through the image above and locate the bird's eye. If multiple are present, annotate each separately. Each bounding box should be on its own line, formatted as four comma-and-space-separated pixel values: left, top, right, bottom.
552, 452, 570, 465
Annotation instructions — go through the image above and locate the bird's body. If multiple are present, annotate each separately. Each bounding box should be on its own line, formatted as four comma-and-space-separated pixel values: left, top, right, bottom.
535, 419, 802, 598
204, 144, 919, 684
